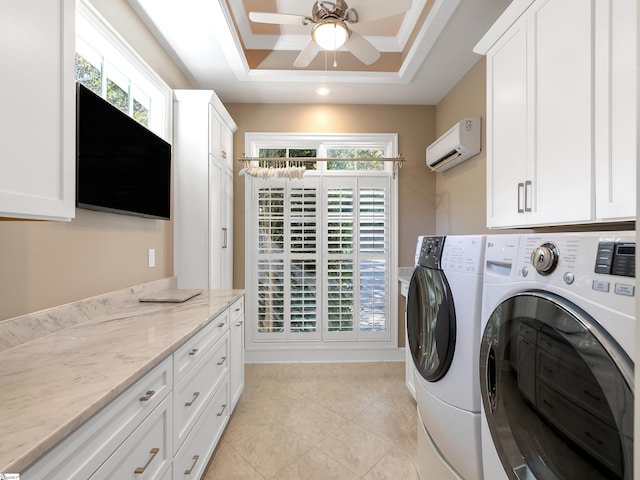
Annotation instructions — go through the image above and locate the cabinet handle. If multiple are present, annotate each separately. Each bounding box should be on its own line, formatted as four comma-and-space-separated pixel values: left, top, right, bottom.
184, 455, 200, 475
134, 447, 159, 474
222, 227, 228, 249
185, 391, 200, 407
139, 390, 156, 402
217, 356, 227, 366
524, 180, 532, 213
188, 348, 199, 356
235, 321, 244, 327
222, 150, 227, 159
216, 404, 227, 416
218, 322, 226, 328
517, 182, 525, 213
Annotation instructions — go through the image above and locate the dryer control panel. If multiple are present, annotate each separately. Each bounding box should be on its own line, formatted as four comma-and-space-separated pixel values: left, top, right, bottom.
416, 236, 444, 269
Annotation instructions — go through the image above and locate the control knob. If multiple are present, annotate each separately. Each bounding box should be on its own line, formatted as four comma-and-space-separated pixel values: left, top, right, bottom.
530, 242, 559, 275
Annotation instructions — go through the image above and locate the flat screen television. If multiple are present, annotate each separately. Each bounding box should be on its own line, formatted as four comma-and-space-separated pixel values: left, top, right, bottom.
76, 83, 171, 220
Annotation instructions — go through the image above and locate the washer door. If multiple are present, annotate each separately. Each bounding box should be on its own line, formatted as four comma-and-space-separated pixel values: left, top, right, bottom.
480, 291, 634, 480
407, 265, 456, 382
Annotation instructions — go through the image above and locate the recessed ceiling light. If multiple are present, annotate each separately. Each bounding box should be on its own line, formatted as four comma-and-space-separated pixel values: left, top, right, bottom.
316, 86, 331, 96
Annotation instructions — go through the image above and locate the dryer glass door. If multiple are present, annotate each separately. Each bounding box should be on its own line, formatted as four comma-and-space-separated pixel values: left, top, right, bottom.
406, 266, 456, 382
480, 291, 634, 480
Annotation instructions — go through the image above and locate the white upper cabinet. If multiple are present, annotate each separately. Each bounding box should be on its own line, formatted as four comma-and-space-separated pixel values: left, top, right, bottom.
594, 0, 637, 221
0, 0, 76, 221
477, 0, 636, 228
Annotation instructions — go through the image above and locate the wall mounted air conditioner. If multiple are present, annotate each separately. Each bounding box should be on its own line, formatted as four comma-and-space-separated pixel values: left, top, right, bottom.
426, 117, 481, 172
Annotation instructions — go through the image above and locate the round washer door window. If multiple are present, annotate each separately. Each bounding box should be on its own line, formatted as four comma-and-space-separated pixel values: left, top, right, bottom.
407, 266, 456, 382
480, 291, 634, 480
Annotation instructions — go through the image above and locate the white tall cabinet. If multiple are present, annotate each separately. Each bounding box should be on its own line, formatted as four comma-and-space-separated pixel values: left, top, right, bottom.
476, 0, 637, 228
173, 90, 237, 289
0, 0, 76, 221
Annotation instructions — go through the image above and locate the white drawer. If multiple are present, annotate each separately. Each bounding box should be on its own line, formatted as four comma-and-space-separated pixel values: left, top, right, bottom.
173, 380, 230, 480
91, 393, 173, 480
23, 356, 172, 480
174, 332, 229, 450
230, 296, 244, 324
173, 311, 229, 382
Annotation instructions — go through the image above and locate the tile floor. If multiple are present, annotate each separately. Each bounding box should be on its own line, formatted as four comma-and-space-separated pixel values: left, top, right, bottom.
204, 362, 419, 479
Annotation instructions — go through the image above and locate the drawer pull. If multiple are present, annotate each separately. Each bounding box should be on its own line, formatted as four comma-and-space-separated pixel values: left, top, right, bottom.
216, 404, 227, 416
234, 306, 242, 312
235, 321, 244, 327
188, 348, 199, 356
134, 447, 159, 474
217, 356, 227, 366
185, 391, 200, 407
218, 322, 226, 328
139, 390, 156, 402
185, 455, 200, 475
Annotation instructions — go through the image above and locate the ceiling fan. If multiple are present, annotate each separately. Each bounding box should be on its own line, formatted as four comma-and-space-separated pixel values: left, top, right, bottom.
248, 0, 412, 68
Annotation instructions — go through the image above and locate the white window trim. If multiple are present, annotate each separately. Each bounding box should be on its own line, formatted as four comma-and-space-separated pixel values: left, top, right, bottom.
244, 132, 401, 363
76, 0, 172, 142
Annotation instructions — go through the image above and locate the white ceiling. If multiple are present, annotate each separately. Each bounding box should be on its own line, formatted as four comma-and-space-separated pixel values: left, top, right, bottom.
127, 0, 512, 105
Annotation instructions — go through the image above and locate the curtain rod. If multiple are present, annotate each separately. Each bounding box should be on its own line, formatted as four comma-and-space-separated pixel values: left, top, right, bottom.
237, 156, 406, 178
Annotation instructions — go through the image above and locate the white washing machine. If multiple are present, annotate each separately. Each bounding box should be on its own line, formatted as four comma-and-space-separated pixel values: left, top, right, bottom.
407, 235, 485, 480
480, 232, 635, 480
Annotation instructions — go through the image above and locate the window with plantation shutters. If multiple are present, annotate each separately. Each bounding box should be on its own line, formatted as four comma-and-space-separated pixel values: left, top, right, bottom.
245, 133, 398, 354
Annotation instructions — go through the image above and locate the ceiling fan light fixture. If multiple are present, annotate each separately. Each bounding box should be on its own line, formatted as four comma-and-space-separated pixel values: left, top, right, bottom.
312, 20, 349, 50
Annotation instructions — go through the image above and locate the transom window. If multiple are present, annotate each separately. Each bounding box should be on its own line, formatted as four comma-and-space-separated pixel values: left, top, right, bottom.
75, 0, 171, 141
244, 133, 399, 358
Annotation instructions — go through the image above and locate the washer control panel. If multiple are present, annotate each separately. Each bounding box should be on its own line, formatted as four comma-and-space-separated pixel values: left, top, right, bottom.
594, 242, 635, 278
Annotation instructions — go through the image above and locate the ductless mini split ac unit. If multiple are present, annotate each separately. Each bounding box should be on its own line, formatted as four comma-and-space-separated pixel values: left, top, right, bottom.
426, 117, 481, 172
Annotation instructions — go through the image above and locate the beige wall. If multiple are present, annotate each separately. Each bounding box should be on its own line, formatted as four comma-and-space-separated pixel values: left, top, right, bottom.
226, 103, 437, 347
0, 0, 191, 321
434, 58, 490, 235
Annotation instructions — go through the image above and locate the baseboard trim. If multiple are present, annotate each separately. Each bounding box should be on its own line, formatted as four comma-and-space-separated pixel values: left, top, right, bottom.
245, 347, 406, 364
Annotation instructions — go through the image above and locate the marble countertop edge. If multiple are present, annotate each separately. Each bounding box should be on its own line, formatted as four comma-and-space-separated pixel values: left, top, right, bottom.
0, 287, 245, 473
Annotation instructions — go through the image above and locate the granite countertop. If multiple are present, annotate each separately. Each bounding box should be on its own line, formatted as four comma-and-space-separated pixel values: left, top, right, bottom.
0, 287, 244, 473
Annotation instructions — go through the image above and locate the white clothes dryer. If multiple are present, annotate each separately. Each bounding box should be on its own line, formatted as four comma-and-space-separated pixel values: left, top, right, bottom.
480, 232, 635, 480
407, 235, 486, 480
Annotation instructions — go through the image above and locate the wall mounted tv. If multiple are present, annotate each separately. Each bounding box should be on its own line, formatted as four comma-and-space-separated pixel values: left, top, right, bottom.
76, 83, 171, 220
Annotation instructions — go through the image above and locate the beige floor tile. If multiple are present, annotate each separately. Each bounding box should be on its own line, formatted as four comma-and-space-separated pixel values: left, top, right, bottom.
281, 400, 346, 445
317, 420, 395, 477
362, 445, 420, 480
272, 447, 360, 480
203, 362, 418, 479
204, 441, 266, 480
232, 423, 314, 478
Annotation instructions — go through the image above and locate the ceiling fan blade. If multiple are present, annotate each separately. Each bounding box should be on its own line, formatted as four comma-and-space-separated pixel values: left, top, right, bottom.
294, 41, 321, 68
348, 0, 412, 24
249, 11, 311, 26
345, 31, 380, 65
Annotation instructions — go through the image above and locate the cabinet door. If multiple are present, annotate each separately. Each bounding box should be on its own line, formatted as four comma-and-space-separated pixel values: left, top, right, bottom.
486, 15, 528, 228
222, 166, 234, 289
208, 104, 222, 161
90, 394, 173, 480
229, 297, 245, 410
595, 0, 637, 220
0, 0, 75, 220
209, 160, 223, 289
527, 0, 593, 226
